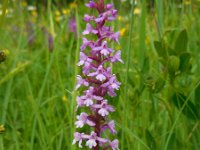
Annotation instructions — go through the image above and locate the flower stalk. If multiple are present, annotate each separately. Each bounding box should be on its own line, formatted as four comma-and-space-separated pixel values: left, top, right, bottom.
73, 1, 123, 149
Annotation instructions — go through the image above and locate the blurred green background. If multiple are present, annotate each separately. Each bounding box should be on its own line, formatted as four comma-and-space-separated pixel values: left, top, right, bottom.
0, 0, 200, 150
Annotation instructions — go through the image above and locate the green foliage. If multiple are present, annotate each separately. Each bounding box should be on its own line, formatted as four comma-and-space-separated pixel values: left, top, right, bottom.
171, 92, 199, 121
0, 0, 200, 150
0, 51, 6, 63
174, 30, 188, 55
179, 52, 192, 73
195, 84, 200, 115
145, 129, 157, 150
168, 55, 180, 76
154, 41, 167, 59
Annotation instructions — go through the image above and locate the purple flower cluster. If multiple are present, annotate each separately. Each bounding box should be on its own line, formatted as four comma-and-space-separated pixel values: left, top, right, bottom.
73, 1, 123, 149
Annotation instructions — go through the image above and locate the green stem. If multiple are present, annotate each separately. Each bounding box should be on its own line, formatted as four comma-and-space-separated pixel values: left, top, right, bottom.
122, 0, 134, 149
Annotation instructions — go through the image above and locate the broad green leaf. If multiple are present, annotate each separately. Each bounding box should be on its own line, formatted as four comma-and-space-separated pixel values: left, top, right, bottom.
179, 52, 192, 73
168, 55, 180, 75
172, 93, 199, 121
145, 129, 157, 150
167, 45, 176, 56
175, 30, 188, 54
154, 41, 167, 59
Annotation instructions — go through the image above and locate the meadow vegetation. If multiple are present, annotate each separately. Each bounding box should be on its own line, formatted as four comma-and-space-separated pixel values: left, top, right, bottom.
0, 0, 200, 149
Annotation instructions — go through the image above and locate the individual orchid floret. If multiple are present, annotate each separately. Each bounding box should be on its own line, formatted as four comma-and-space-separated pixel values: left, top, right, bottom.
109, 31, 120, 43
107, 9, 118, 21
80, 38, 94, 51
84, 14, 94, 22
101, 75, 121, 97
101, 120, 117, 134
111, 50, 123, 63
105, 4, 113, 10
85, 0, 96, 8
75, 112, 95, 128
94, 14, 106, 23
97, 100, 115, 116
79, 87, 103, 107
109, 139, 120, 150
99, 26, 112, 37
92, 41, 113, 56
85, 132, 108, 149
88, 65, 107, 81
76, 96, 85, 108
72, 132, 84, 148
76, 75, 89, 90
92, 100, 115, 116
78, 52, 92, 66
83, 23, 98, 35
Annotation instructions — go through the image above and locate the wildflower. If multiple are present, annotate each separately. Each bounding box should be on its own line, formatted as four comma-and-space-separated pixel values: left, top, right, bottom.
0, 8, 9, 16
117, 15, 123, 21
134, 7, 141, 15
85, 132, 108, 149
55, 10, 61, 22
55, 10, 60, 16
48, 34, 54, 52
72, 132, 84, 148
184, 0, 191, 5
41, 27, 54, 52
31, 10, 38, 17
73, 0, 122, 149
69, 2, 77, 9
62, 8, 70, 15
21, 1, 27, 7
62, 95, 67, 102
26, 21, 35, 46
75, 112, 95, 128
83, 23, 98, 35
101, 120, 117, 134
119, 28, 126, 36
27, 5, 36, 11
69, 17, 77, 36
0, 125, 5, 133
109, 139, 120, 150
76, 75, 89, 90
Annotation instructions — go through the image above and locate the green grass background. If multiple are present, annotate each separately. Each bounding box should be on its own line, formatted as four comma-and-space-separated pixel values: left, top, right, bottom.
0, 0, 200, 149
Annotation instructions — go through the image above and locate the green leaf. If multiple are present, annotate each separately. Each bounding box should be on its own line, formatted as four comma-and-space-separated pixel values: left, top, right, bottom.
168, 55, 180, 75
145, 129, 157, 150
141, 57, 150, 73
154, 77, 165, 93
172, 92, 199, 121
179, 52, 192, 73
166, 133, 176, 150
174, 30, 188, 54
128, 76, 135, 88
195, 83, 200, 109
167, 45, 176, 56
154, 41, 167, 59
